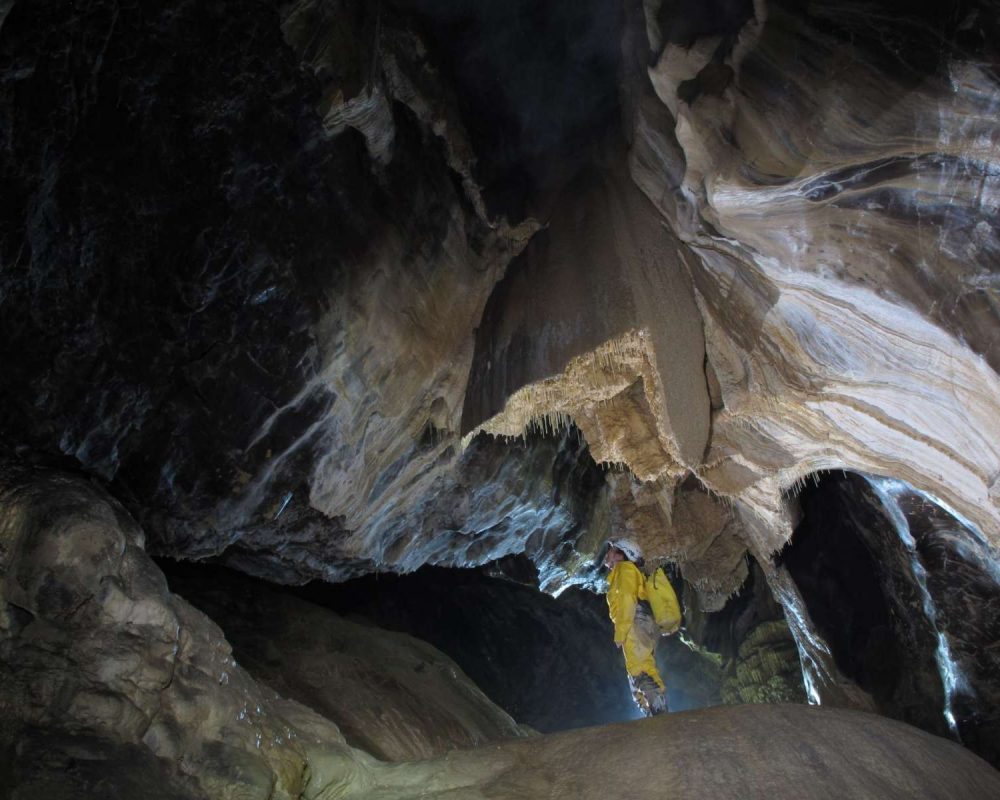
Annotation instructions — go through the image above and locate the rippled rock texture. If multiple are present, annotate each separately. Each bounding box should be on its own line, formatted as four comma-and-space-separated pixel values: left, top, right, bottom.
624, 0, 1000, 553
458, 0, 1000, 725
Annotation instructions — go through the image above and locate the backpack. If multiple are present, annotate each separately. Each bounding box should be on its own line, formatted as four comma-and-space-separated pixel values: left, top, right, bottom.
645, 567, 682, 634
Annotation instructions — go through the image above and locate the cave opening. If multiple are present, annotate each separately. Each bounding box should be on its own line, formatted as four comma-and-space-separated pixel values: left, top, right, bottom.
160, 556, 639, 736
780, 471, 917, 714
159, 522, 807, 740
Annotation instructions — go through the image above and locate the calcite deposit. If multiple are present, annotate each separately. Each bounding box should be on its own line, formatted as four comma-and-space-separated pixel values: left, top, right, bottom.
627, 0, 1000, 553
2, 0, 1000, 791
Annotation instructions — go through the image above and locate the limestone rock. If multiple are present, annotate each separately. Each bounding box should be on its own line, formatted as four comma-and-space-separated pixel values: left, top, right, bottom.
462, 152, 710, 480
2, 0, 1000, 788
163, 566, 527, 762
361, 704, 1000, 800
0, 0, 541, 588
627, 0, 1000, 557
0, 463, 524, 797
784, 470, 1000, 765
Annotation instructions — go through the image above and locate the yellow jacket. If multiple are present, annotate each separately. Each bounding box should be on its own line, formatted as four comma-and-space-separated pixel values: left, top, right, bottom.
607, 561, 647, 645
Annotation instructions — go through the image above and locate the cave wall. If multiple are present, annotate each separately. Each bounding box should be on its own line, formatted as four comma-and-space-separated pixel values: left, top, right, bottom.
783, 471, 1000, 766
680, 559, 805, 706
160, 563, 528, 761
1, 0, 999, 780
460, 151, 711, 478
898, 487, 1000, 765
0, 461, 537, 797
4, 461, 1000, 800
1, 0, 997, 617
626, 0, 1000, 555
0, 0, 619, 591
0, 461, 360, 799
782, 474, 949, 733
174, 561, 639, 733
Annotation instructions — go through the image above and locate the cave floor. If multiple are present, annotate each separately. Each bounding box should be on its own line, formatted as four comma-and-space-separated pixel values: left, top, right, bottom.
354, 704, 1000, 800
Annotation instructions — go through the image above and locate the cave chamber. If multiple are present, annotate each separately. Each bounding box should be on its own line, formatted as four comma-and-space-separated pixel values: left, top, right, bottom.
2, 0, 1000, 797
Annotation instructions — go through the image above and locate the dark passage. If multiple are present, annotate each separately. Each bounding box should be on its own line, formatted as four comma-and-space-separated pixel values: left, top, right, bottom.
297, 560, 639, 732
781, 470, 1000, 766
161, 553, 810, 733
162, 558, 638, 733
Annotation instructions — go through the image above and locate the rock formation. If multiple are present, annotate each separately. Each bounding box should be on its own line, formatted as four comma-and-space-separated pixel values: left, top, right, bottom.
784, 470, 1000, 765
3, 463, 998, 799
162, 567, 530, 762
0, 462, 529, 797
2, 0, 1000, 791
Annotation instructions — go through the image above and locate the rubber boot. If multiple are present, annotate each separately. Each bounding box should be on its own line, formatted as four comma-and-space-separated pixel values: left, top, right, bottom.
628, 675, 651, 716
632, 673, 663, 717
649, 690, 669, 716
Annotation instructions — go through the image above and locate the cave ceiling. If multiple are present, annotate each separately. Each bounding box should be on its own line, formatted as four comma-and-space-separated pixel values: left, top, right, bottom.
1, 0, 999, 625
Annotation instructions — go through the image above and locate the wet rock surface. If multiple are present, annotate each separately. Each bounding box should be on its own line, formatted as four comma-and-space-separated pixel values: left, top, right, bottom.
783, 471, 1000, 766
162, 563, 527, 761
901, 492, 1000, 766
1, 0, 1000, 790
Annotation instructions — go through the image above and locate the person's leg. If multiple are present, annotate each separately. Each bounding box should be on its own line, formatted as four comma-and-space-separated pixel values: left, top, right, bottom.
623, 631, 662, 687
623, 622, 667, 715
627, 673, 651, 716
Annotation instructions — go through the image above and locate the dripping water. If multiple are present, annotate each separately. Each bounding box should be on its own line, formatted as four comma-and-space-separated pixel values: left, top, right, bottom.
866, 476, 968, 739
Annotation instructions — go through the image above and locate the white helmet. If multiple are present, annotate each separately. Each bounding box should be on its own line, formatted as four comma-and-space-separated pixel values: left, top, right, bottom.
608, 538, 642, 562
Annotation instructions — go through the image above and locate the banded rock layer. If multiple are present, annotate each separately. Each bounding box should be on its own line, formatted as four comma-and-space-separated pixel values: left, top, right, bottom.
1, 0, 1000, 774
